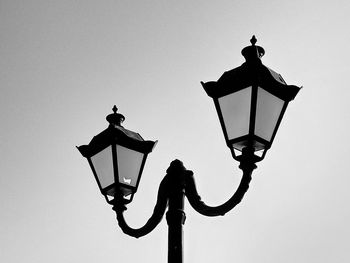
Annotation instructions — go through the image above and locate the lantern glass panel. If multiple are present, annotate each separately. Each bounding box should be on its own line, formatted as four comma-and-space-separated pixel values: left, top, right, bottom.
116, 145, 144, 187
255, 87, 284, 142
218, 86, 252, 140
90, 146, 114, 189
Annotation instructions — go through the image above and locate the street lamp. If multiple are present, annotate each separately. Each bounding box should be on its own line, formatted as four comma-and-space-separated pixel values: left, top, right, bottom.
77, 36, 300, 263
201, 36, 300, 161
77, 105, 157, 204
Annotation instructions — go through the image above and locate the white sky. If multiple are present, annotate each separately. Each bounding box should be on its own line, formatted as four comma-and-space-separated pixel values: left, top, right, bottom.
1, 1, 350, 262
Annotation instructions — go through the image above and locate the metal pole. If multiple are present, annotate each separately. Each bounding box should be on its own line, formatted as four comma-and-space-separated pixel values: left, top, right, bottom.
166, 189, 185, 263
166, 161, 186, 263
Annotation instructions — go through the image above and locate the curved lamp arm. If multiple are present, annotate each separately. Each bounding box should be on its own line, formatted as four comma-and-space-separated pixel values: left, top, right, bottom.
113, 178, 169, 239
185, 150, 257, 217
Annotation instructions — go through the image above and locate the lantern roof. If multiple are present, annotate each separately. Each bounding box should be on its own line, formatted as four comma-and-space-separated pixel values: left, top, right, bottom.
77, 106, 157, 158
202, 36, 301, 101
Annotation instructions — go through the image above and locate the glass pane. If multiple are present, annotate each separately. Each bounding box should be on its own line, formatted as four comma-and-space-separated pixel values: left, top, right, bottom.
90, 146, 114, 189
255, 87, 285, 142
116, 145, 144, 187
218, 87, 252, 140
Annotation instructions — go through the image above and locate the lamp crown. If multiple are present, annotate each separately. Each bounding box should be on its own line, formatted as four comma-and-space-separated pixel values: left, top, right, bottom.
106, 105, 125, 126
241, 35, 265, 62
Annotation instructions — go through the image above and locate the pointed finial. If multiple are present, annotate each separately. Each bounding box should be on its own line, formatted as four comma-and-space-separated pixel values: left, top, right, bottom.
241, 35, 265, 61
106, 105, 125, 126
250, 35, 257, 46
112, 105, 118, 114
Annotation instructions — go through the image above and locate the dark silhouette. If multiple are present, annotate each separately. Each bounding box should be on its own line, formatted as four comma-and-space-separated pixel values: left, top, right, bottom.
78, 36, 301, 263
113, 152, 257, 263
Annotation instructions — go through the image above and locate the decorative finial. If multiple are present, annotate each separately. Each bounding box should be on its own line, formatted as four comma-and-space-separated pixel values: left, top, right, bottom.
106, 105, 125, 126
112, 105, 118, 114
241, 35, 265, 61
250, 35, 257, 46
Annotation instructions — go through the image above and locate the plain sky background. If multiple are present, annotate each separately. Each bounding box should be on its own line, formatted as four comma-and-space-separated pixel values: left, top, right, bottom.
1, 1, 350, 262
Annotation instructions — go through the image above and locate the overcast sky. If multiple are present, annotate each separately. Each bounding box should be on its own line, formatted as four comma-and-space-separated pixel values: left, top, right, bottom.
1, 1, 350, 262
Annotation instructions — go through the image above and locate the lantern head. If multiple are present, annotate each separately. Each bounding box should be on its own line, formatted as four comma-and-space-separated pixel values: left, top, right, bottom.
202, 36, 301, 161
77, 106, 157, 204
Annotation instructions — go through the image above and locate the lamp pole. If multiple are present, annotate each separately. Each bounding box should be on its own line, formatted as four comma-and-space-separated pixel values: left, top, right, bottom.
165, 160, 186, 263
78, 36, 301, 263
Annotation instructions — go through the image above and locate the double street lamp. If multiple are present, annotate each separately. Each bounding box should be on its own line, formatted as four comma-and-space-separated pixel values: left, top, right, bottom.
78, 36, 300, 263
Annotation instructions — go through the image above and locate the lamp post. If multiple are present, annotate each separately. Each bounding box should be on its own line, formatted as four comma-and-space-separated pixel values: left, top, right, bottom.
77, 36, 300, 263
